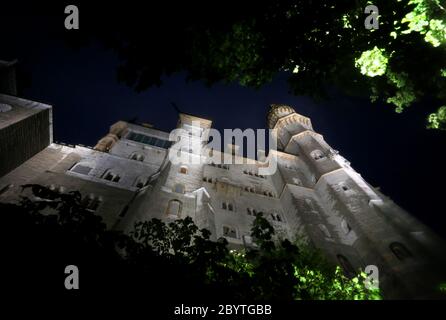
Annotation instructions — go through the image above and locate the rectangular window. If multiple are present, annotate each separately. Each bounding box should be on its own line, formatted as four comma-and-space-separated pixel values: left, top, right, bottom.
154, 138, 165, 147
127, 132, 172, 149
141, 135, 152, 144
223, 226, 237, 238
135, 134, 144, 142
163, 140, 173, 148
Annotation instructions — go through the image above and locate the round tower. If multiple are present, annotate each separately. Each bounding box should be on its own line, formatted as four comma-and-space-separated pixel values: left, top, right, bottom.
267, 104, 313, 151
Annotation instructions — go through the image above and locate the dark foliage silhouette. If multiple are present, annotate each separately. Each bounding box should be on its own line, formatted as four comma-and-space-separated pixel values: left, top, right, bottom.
0, 184, 379, 300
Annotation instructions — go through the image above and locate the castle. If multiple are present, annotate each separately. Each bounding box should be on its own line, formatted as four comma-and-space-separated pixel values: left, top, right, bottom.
1, 84, 446, 299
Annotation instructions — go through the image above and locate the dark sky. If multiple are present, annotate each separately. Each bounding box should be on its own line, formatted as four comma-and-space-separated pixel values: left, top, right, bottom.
1, 3, 445, 237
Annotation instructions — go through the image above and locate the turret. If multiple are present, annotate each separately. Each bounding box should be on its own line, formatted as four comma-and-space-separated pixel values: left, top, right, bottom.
267, 104, 340, 182
267, 104, 313, 151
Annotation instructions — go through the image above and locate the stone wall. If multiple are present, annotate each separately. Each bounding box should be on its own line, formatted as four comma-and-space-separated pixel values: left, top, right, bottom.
0, 94, 52, 177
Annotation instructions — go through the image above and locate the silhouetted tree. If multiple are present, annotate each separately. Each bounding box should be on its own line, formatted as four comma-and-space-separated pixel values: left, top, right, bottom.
59, 1, 446, 129
1, 184, 381, 300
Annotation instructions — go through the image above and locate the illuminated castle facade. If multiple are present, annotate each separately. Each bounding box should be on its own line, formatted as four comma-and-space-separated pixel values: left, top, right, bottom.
1, 89, 445, 299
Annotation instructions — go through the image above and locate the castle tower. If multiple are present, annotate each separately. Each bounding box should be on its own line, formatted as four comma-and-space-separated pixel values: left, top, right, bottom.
268, 103, 343, 182
267, 104, 446, 299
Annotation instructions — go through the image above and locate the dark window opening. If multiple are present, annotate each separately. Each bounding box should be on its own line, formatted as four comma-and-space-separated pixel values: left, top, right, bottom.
223, 226, 237, 238
390, 242, 412, 261
127, 132, 172, 149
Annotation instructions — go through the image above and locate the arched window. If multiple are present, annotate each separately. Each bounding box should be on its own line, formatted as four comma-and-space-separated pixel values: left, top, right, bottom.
102, 170, 120, 182
166, 199, 182, 217
174, 184, 185, 194
337, 254, 355, 276
130, 153, 144, 161
310, 149, 326, 161
136, 180, 144, 188
223, 226, 237, 238
134, 177, 148, 188
222, 202, 234, 211
390, 242, 412, 261
179, 166, 188, 174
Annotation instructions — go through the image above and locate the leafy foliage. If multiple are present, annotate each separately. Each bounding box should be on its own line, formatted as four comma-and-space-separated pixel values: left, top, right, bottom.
355, 46, 389, 77
439, 282, 446, 294
400, 0, 446, 47
427, 105, 446, 129
294, 266, 380, 300
65, 1, 446, 129
1, 185, 380, 300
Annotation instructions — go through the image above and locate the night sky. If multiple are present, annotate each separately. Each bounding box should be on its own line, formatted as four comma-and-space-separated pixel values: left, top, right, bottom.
1, 4, 445, 238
